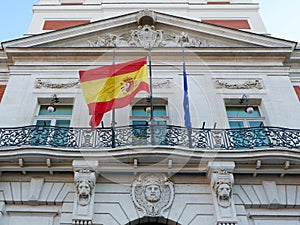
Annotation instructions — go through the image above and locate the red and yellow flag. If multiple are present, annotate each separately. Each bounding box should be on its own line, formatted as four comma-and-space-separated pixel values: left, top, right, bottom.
79, 57, 150, 130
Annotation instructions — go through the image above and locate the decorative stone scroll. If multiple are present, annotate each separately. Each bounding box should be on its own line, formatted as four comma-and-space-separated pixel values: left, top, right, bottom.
72, 169, 96, 225
152, 78, 172, 89
215, 79, 263, 90
131, 173, 174, 217
35, 79, 80, 89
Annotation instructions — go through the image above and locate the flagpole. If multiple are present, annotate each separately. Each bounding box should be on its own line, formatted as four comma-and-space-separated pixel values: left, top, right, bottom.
111, 48, 116, 148
111, 48, 117, 128
148, 45, 154, 123
182, 48, 193, 148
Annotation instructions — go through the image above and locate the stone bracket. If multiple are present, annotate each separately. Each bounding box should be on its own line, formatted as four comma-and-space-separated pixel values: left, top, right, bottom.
72, 160, 98, 225
208, 162, 237, 225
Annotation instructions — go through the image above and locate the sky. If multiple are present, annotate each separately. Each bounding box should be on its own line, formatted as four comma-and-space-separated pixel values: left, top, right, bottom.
0, 0, 300, 43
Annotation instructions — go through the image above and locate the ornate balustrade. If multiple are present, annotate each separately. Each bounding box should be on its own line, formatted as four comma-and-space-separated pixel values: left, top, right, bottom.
0, 125, 300, 150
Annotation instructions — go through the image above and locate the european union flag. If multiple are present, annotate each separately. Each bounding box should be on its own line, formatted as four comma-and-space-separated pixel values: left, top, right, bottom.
183, 62, 192, 128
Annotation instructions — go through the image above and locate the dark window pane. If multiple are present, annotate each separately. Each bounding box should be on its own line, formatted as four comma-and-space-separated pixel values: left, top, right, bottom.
39, 105, 73, 116
226, 106, 260, 118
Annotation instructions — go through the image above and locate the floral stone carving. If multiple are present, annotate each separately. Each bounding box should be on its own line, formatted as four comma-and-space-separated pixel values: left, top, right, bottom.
131, 173, 174, 217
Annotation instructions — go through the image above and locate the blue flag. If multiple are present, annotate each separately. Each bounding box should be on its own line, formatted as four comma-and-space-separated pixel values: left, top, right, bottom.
183, 62, 192, 128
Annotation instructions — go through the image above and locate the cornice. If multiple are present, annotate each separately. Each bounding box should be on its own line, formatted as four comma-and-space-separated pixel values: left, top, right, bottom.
0, 146, 299, 175
0, 145, 299, 161
4, 46, 294, 56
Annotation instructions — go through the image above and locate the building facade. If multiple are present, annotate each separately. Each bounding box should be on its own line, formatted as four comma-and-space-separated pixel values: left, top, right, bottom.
1, 1, 300, 225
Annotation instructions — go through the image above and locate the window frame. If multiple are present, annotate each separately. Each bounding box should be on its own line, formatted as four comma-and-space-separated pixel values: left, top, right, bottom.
130, 98, 169, 145
225, 100, 265, 129
34, 98, 74, 127
130, 98, 169, 124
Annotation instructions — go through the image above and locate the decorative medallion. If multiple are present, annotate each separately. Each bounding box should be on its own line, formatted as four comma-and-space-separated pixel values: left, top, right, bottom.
131, 173, 174, 217
131, 25, 164, 48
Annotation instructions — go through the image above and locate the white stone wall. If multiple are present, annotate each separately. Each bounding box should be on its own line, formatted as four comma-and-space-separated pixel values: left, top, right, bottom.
1, 174, 300, 225
2, 54, 300, 129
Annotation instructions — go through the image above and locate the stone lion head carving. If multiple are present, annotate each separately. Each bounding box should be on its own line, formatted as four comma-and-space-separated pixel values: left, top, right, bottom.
74, 170, 96, 206
212, 170, 234, 208
217, 182, 232, 200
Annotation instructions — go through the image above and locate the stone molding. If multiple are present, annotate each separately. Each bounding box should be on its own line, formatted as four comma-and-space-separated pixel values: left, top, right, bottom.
131, 173, 174, 217
0, 202, 5, 223
234, 181, 300, 209
28, 178, 44, 204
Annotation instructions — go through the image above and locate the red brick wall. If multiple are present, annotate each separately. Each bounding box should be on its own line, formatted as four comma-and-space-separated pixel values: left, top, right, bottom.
202, 20, 251, 29
43, 20, 90, 30
0, 85, 6, 102
61, 2, 83, 5
207, 2, 230, 4
293, 86, 300, 101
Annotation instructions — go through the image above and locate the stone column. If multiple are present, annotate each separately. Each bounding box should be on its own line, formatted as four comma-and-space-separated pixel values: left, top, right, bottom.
208, 162, 237, 225
72, 160, 98, 225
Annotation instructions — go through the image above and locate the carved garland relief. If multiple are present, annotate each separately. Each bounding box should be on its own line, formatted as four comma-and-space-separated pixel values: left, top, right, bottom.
215, 79, 263, 90
35, 79, 80, 89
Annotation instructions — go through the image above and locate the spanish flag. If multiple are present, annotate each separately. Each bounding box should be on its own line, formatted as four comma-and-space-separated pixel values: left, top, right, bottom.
79, 57, 150, 130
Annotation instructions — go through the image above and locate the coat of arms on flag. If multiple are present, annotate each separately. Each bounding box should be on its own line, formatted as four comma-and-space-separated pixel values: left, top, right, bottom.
79, 57, 150, 130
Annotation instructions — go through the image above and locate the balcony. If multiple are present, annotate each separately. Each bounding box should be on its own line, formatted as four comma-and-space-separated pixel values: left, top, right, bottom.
0, 125, 299, 150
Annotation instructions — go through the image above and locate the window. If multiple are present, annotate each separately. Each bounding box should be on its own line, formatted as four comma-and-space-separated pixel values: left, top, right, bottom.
226, 106, 264, 129
131, 98, 168, 145
32, 103, 73, 147
225, 103, 269, 149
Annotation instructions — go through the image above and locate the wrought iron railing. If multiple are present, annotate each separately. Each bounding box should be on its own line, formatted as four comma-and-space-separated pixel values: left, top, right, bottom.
0, 125, 300, 150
